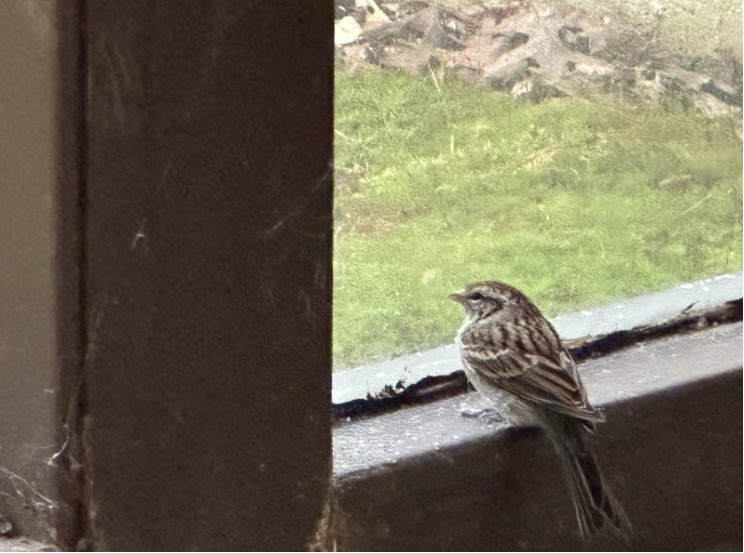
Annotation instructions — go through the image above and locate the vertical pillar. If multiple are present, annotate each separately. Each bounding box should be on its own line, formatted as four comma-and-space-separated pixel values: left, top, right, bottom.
81, 2, 333, 549
0, 1, 332, 549
0, 2, 83, 544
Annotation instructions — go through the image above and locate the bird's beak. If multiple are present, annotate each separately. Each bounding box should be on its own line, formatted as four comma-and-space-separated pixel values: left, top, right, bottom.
449, 292, 465, 304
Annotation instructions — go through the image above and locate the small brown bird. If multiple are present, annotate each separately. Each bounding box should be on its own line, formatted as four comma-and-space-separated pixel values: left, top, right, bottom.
450, 280, 629, 538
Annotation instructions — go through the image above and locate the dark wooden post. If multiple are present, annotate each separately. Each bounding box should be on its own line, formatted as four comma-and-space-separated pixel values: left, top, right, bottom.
80, 2, 333, 549
1, 2, 333, 550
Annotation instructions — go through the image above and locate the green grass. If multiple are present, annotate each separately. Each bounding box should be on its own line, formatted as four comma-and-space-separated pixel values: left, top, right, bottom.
333, 67, 742, 370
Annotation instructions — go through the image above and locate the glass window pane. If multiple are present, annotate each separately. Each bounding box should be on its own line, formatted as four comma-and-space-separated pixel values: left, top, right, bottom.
333, 0, 742, 374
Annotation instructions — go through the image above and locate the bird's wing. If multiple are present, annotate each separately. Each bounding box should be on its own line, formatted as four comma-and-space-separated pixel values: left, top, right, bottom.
462, 344, 603, 422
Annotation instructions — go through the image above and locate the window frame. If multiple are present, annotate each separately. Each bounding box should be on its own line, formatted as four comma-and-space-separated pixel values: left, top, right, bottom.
329, 317, 743, 550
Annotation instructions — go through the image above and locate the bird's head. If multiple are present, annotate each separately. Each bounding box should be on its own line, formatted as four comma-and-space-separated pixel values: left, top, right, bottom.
449, 281, 535, 321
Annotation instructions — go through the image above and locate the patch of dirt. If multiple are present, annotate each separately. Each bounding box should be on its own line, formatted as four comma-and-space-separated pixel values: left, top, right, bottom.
335, 0, 742, 118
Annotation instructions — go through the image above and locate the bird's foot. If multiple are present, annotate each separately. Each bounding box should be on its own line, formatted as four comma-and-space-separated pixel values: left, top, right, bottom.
460, 407, 503, 425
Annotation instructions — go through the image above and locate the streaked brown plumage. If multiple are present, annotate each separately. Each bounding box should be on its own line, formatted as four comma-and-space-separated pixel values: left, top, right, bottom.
450, 281, 629, 538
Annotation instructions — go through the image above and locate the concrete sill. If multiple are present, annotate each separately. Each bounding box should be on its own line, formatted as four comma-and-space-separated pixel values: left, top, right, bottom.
331, 321, 743, 551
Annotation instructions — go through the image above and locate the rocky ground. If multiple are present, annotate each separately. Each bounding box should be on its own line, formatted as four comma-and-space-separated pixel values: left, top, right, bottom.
335, 0, 742, 119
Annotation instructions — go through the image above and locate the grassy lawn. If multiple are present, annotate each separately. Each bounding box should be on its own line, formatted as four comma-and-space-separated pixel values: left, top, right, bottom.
333, 67, 742, 370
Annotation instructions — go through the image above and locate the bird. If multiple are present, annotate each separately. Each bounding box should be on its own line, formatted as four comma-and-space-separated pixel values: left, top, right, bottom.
449, 280, 630, 538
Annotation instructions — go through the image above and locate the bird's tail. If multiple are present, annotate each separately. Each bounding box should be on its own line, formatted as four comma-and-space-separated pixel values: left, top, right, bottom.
548, 415, 631, 539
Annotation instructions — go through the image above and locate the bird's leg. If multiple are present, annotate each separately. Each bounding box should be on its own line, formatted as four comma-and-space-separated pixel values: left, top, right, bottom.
459, 406, 504, 425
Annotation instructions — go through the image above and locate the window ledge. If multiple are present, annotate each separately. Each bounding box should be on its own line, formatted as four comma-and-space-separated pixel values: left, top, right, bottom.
331, 321, 742, 550
332, 273, 743, 405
